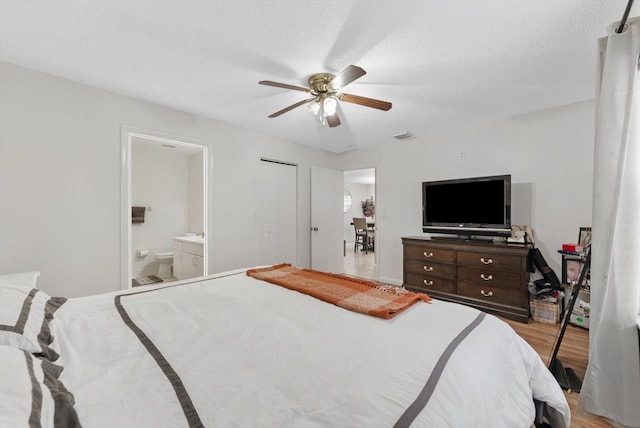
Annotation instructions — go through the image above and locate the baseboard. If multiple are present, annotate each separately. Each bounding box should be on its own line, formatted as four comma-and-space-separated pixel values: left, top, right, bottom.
378, 276, 402, 286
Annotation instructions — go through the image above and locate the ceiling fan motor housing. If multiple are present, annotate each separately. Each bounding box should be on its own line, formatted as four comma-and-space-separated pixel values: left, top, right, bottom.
308, 73, 337, 96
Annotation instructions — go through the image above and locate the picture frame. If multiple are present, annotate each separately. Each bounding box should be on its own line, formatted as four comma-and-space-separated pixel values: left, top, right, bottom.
561, 256, 589, 286
578, 226, 592, 247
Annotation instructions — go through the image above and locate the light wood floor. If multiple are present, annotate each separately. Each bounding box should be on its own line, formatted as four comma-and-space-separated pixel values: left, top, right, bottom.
343, 241, 377, 280
344, 253, 610, 427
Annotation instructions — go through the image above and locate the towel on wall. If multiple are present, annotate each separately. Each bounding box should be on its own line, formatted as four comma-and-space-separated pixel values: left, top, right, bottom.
132, 206, 146, 223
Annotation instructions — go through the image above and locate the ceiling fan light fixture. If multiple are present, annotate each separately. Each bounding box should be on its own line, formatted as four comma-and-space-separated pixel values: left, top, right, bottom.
308, 101, 320, 115
323, 96, 338, 117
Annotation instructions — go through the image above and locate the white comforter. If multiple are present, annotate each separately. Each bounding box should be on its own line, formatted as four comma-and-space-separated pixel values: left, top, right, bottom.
50, 269, 570, 427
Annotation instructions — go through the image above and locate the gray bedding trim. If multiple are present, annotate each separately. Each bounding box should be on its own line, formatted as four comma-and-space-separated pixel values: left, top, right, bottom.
35, 297, 67, 361
0, 290, 66, 361
0, 288, 38, 333
115, 295, 204, 428
23, 350, 81, 428
394, 311, 487, 428
24, 350, 43, 428
40, 359, 82, 428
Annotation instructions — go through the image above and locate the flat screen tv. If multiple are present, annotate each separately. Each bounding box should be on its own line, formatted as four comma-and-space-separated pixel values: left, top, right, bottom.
422, 174, 511, 238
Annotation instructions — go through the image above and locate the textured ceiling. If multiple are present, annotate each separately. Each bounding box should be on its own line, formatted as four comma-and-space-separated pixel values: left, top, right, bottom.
0, 1, 633, 153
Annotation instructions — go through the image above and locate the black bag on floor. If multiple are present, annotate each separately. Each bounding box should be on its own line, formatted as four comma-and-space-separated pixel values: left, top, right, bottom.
529, 248, 562, 289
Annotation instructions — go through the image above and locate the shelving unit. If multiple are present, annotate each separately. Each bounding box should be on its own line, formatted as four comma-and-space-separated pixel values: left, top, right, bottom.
549, 247, 591, 392
560, 252, 591, 329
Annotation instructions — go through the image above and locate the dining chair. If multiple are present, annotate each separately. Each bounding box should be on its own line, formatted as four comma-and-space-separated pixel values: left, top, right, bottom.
353, 217, 374, 254
367, 221, 375, 251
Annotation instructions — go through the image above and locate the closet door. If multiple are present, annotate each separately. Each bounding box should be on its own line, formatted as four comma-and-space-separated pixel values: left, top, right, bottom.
259, 160, 297, 266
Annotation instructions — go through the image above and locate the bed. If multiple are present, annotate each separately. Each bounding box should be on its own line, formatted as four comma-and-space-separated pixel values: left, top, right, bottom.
0, 265, 570, 427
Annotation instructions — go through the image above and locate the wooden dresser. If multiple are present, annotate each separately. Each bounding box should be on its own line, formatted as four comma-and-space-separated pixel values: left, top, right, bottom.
402, 236, 531, 323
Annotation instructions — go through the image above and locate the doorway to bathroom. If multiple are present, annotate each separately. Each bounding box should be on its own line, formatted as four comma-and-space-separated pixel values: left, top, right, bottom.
121, 128, 208, 290
343, 168, 376, 280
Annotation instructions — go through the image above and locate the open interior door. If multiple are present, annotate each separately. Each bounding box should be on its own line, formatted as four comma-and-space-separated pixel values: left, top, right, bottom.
310, 166, 343, 273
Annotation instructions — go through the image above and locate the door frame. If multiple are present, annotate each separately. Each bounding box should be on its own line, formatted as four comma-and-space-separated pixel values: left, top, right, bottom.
120, 125, 209, 290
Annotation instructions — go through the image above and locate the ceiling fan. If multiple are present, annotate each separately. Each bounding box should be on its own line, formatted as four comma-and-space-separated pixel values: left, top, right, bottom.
259, 65, 392, 128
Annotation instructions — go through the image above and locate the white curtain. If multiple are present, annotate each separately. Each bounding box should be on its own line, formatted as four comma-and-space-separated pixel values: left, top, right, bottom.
580, 16, 640, 428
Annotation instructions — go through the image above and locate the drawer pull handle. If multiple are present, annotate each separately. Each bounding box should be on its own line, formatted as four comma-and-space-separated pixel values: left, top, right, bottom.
480, 274, 493, 281
423, 266, 434, 272
480, 289, 494, 297
423, 279, 434, 286
423, 252, 434, 258
480, 257, 493, 265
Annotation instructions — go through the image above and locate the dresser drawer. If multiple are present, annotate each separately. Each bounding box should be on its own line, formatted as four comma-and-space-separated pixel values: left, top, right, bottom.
457, 251, 522, 272
457, 281, 522, 307
404, 245, 456, 264
405, 272, 456, 294
457, 266, 522, 289
405, 259, 456, 279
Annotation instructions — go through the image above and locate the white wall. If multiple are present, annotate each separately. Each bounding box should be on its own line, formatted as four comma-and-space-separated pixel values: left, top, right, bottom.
0, 61, 337, 297
338, 101, 595, 285
0, 61, 595, 296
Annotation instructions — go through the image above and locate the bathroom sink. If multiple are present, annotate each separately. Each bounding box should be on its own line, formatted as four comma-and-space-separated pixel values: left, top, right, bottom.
174, 235, 204, 244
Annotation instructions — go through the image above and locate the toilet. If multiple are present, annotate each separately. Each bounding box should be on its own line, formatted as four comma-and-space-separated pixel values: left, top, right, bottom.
154, 251, 173, 279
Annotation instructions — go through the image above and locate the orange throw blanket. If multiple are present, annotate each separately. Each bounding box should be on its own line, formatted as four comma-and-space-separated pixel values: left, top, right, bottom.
246, 264, 431, 319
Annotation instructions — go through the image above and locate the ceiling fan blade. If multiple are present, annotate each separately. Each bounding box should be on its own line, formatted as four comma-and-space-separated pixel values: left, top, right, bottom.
259, 80, 310, 93
330, 65, 366, 90
268, 98, 316, 118
340, 93, 392, 111
326, 113, 341, 128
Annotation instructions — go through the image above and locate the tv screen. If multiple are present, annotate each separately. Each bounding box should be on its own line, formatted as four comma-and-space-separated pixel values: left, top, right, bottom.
422, 174, 511, 237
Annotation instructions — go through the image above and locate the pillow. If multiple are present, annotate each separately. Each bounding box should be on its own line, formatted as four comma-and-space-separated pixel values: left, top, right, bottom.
0, 345, 80, 427
0, 282, 66, 360
0, 271, 41, 288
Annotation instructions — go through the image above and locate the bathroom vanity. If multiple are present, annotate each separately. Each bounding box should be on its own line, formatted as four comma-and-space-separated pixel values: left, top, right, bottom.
173, 236, 204, 280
